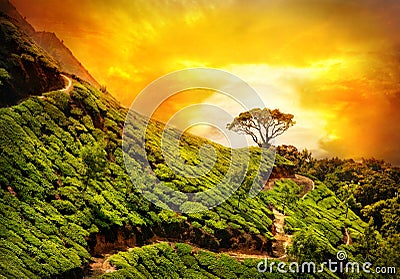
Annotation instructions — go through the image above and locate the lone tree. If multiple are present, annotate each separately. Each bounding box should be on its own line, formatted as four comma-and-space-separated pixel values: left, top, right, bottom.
227, 108, 295, 147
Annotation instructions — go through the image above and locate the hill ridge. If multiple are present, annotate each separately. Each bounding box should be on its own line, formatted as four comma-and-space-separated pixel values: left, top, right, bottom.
0, 0, 99, 87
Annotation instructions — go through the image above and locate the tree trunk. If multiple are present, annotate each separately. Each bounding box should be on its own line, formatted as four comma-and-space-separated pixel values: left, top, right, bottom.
262, 142, 271, 149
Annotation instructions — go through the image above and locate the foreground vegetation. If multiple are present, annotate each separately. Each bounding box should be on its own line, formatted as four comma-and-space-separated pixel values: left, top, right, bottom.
101, 242, 335, 279
103, 242, 268, 279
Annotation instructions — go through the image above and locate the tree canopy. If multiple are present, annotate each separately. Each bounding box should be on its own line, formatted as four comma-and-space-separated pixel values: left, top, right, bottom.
226, 108, 295, 147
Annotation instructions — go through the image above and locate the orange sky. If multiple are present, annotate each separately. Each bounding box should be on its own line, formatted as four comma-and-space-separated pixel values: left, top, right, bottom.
11, 0, 400, 164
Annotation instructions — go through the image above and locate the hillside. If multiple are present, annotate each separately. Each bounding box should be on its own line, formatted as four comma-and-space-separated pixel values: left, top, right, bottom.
0, 14, 64, 106
1, 5, 397, 279
0, 75, 369, 278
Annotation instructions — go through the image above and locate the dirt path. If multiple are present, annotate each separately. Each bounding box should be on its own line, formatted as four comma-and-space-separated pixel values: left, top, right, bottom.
38, 74, 73, 101
84, 254, 116, 278
298, 175, 315, 199
344, 227, 352, 245
60, 74, 73, 93
263, 174, 314, 259
84, 209, 299, 276
271, 208, 293, 259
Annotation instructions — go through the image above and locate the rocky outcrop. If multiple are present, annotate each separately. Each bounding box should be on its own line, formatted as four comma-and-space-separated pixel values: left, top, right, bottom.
269, 164, 296, 179
89, 221, 274, 257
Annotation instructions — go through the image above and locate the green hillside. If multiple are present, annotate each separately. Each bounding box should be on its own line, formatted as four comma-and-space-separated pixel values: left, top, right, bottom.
0, 77, 370, 278
1, 9, 397, 279
0, 80, 274, 277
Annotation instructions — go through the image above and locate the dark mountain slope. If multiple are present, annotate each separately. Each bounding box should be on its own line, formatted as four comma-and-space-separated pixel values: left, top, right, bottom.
0, 14, 63, 106
0, 0, 35, 34
0, 0, 99, 87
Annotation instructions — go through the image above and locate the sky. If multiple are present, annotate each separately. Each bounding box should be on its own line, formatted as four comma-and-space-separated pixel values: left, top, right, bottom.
11, 0, 400, 164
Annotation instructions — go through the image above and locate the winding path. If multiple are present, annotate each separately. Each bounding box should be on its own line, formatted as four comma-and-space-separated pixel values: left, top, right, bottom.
85, 240, 276, 277
37, 74, 73, 100
344, 227, 352, 245
271, 208, 293, 259
264, 174, 315, 199
299, 175, 315, 199
60, 74, 73, 93
264, 174, 315, 259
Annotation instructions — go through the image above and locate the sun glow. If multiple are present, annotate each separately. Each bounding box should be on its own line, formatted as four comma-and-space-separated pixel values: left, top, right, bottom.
12, 0, 400, 163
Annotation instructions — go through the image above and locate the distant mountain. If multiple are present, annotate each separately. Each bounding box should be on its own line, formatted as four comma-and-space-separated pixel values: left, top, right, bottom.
32, 31, 99, 87
0, 0, 99, 88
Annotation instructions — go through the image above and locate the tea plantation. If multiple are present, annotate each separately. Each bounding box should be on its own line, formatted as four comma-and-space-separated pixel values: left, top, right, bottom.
0, 79, 368, 278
